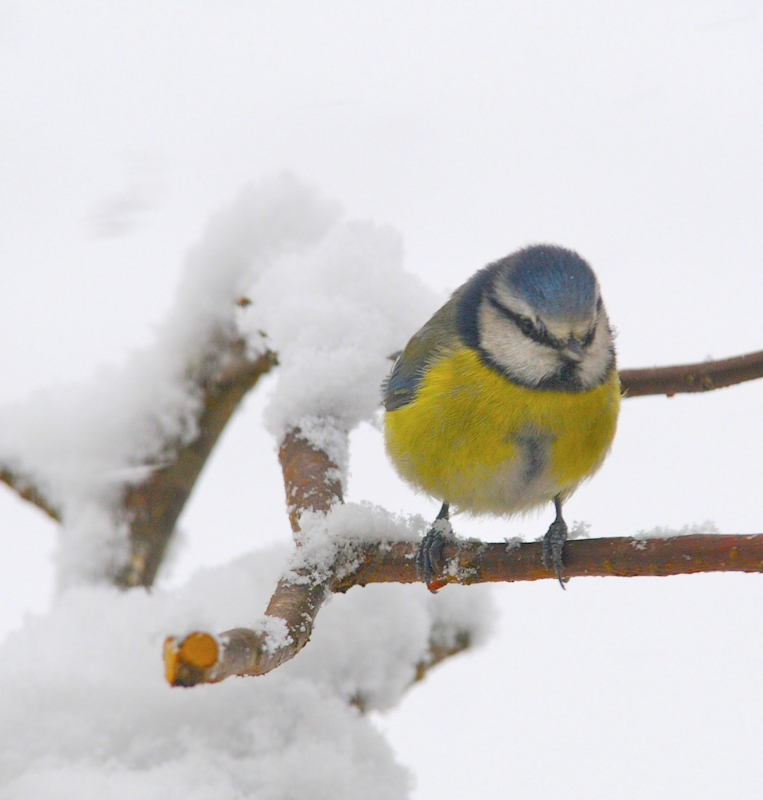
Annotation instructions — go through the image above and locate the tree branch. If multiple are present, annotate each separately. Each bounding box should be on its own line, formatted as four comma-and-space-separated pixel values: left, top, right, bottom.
166, 428, 345, 686
278, 428, 344, 534
412, 631, 473, 684
164, 530, 763, 687
116, 344, 277, 587
334, 533, 763, 585
0, 467, 60, 522
4, 347, 762, 528
620, 349, 763, 397
151, 345, 762, 689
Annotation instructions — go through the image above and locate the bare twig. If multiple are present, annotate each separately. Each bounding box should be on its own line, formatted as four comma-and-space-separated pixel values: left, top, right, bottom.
620, 349, 763, 397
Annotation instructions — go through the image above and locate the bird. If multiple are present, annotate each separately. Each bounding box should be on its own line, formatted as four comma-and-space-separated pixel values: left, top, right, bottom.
382, 244, 620, 590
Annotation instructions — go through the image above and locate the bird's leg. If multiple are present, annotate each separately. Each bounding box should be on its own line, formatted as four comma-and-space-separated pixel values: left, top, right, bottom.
416, 502, 452, 593
542, 495, 569, 589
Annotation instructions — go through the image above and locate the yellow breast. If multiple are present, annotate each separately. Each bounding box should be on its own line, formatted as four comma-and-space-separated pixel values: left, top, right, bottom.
384, 347, 620, 514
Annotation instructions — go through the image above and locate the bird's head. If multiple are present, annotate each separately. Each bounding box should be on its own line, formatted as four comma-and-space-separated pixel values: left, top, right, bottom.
457, 245, 616, 391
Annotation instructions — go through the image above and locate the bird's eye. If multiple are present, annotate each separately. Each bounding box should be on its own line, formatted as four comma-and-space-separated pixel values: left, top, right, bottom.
519, 317, 534, 336
582, 326, 596, 347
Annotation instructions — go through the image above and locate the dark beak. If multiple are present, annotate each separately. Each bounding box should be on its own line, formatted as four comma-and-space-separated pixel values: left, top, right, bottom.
560, 338, 585, 363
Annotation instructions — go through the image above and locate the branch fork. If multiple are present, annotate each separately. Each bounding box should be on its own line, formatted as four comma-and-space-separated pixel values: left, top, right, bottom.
1, 339, 761, 688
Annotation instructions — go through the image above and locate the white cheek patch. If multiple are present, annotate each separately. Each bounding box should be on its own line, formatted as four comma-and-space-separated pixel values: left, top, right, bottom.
478, 303, 559, 386
477, 302, 615, 390
577, 312, 615, 389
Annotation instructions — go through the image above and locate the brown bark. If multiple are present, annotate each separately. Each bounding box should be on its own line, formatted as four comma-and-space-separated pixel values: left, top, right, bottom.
0, 467, 60, 521
116, 345, 277, 587
335, 533, 763, 585
165, 576, 330, 686
163, 428, 347, 687
4, 347, 762, 539
3, 337, 763, 688
278, 428, 344, 533
619, 349, 763, 397
165, 529, 763, 686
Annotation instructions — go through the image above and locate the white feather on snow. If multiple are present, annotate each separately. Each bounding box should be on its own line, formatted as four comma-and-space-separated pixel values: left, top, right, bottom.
0, 547, 493, 798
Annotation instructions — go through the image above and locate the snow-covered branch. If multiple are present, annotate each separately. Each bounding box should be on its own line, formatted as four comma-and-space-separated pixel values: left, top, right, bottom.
165, 420, 763, 688
4, 346, 762, 558
278, 428, 344, 533
166, 428, 343, 686
166, 525, 763, 686
1, 175, 761, 692
0, 466, 60, 521
116, 343, 277, 587
166, 429, 477, 688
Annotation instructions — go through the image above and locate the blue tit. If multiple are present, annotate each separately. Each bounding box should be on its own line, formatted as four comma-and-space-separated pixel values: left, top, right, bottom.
383, 244, 620, 589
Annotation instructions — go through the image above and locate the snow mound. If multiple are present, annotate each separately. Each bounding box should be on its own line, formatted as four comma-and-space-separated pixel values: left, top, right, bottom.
0, 547, 492, 798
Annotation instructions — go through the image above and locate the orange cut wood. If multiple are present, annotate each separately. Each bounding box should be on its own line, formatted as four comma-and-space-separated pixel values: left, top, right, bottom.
178, 632, 218, 669
163, 637, 180, 685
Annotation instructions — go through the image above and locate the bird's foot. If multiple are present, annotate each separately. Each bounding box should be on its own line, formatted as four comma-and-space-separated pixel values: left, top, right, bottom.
416, 511, 453, 593
542, 517, 569, 589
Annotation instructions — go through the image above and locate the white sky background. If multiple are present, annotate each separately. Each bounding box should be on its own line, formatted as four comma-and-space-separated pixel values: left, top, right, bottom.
1, 1, 762, 797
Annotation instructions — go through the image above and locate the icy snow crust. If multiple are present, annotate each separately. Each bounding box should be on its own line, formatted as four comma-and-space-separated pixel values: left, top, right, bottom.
0, 176, 494, 797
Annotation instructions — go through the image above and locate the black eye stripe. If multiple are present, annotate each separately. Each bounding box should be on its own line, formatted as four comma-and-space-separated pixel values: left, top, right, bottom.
487, 296, 561, 349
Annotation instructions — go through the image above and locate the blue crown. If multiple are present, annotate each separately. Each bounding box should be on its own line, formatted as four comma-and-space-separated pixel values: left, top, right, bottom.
500, 245, 597, 321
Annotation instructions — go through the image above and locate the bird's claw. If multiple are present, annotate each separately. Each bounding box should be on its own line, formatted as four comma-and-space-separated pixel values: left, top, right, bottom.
542, 517, 569, 589
416, 518, 453, 593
